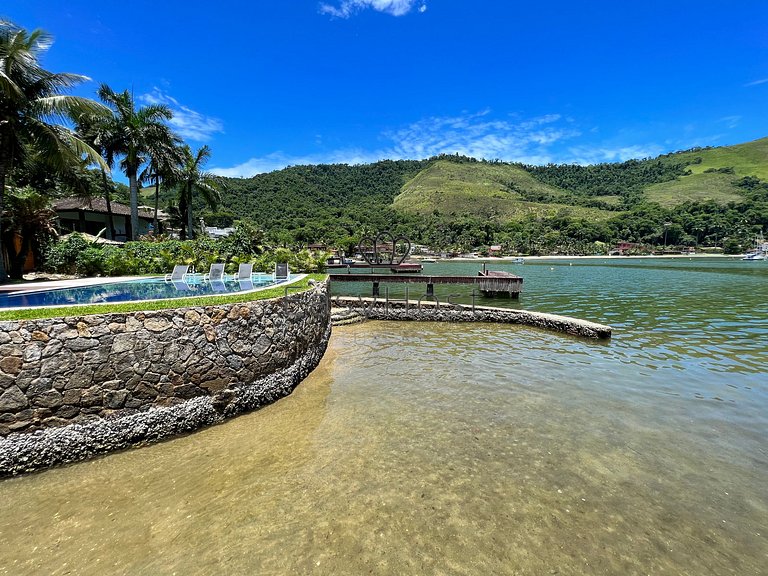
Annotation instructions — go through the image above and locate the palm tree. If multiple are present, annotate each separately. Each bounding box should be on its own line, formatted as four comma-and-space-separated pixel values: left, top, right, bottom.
1, 187, 57, 278
95, 84, 174, 240
76, 112, 118, 239
0, 20, 107, 280
140, 135, 184, 234
175, 145, 222, 240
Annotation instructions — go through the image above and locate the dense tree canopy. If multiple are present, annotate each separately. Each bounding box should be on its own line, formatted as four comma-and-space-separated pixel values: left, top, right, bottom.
0, 20, 106, 279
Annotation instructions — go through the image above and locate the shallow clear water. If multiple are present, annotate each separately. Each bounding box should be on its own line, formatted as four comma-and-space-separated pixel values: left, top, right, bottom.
0, 258, 766, 575
0, 274, 279, 309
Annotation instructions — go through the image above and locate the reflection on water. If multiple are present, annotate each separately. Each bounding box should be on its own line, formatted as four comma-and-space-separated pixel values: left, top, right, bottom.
1, 314, 767, 574
1, 259, 767, 573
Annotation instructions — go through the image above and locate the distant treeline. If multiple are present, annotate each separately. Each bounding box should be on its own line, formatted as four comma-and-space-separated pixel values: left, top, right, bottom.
520, 158, 691, 207
196, 154, 766, 255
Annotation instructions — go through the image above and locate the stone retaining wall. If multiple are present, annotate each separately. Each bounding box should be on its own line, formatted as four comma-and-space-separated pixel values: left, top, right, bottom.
332, 296, 612, 339
0, 281, 331, 475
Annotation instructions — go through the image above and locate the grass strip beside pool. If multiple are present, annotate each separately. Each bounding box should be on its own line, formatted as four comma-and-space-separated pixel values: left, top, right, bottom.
0, 275, 326, 321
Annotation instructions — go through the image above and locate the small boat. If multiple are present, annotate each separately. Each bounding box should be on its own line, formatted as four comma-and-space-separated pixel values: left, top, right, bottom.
510, 257, 525, 264
742, 233, 767, 261
421, 258, 437, 263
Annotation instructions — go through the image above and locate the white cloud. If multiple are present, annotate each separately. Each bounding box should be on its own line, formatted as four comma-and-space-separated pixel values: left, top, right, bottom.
139, 88, 224, 142
211, 110, 582, 177
744, 78, 768, 87
564, 144, 665, 165
211, 149, 385, 178
719, 115, 741, 129
386, 111, 578, 162
320, 0, 426, 18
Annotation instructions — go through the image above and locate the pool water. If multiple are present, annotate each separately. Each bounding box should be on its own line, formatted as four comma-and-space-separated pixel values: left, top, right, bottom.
0, 275, 282, 309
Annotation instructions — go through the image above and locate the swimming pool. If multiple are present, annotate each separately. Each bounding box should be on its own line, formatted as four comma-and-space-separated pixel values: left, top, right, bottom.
0, 275, 285, 309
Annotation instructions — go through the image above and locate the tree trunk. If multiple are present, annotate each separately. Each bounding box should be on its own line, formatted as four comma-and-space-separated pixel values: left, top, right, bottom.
129, 170, 139, 241
7, 228, 31, 280
100, 168, 115, 240
153, 175, 160, 234
0, 158, 8, 282
178, 194, 188, 241
186, 184, 195, 240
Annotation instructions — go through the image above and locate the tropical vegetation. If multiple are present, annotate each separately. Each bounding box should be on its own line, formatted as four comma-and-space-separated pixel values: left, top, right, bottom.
0, 20, 106, 280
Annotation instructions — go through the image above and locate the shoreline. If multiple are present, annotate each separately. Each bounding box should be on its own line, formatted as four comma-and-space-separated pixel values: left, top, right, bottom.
414, 253, 735, 262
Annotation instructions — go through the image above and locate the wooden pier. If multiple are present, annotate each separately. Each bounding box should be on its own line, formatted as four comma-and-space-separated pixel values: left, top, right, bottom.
329, 272, 523, 298
326, 262, 423, 273
476, 269, 521, 297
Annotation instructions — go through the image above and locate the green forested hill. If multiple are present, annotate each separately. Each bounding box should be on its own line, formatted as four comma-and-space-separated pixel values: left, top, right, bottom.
392, 159, 615, 221
198, 140, 767, 254
213, 159, 428, 243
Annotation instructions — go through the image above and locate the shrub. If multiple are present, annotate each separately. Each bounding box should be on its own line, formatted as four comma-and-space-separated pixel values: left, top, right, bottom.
75, 247, 106, 276
43, 233, 91, 274
41, 235, 325, 277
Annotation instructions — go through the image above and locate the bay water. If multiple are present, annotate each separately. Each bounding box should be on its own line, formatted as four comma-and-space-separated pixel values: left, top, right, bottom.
0, 257, 765, 574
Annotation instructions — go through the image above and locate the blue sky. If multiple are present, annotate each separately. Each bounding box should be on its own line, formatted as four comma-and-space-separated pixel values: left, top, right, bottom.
5, 0, 768, 177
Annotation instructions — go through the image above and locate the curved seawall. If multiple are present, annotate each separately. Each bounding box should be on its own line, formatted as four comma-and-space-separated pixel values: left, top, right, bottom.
0, 281, 331, 476
332, 296, 612, 339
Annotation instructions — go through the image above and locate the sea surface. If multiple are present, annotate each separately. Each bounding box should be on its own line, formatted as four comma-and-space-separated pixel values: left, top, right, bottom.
0, 257, 766, 575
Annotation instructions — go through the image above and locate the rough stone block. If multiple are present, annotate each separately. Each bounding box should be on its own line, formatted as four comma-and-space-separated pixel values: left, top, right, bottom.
56, 405, 80, 419
62, 389, 81, 404
32, 390, 63, 409
201, 377, 229, 393
174, 383, 202, 399
124, 396, 146, 409
145, 317, 172, 332
42, 416, 71, 428
80, 386, 103, 407
133, 383, 158, 400
0, 356, 23, 376
65, 337, 99, 352
63, 366, 95, 390
111, 333, 135, 354
0, 386, 29, 412
41, 340, 63, 358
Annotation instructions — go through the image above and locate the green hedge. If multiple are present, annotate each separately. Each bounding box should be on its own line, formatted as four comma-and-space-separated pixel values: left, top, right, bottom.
43, 234, 328, 277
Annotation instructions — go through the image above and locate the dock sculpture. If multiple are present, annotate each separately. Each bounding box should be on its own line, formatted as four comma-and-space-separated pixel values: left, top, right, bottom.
357, 231, 411, 267
329, 232, 522, 298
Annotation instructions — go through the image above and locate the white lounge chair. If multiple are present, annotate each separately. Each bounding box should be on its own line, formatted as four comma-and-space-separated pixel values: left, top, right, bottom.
203, 263, 226, 282
274, 262, 289, 281
235, 263, 254, 280
164, 264, 189, 282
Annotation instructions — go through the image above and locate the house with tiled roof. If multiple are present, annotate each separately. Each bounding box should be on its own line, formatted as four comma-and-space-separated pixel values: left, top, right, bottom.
53, 198, 167, 241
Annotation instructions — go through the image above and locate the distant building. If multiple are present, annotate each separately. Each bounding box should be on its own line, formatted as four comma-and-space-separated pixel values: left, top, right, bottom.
202, 226, 235, 239
612, 242, 641, 255
54, 198, 164, 241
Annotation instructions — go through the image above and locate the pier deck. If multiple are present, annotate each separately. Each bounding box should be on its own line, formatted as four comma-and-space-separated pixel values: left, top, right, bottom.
329, 273, 523, 297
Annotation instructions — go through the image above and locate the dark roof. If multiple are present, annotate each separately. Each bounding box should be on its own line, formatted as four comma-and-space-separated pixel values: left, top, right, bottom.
53, 198, 154, 219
